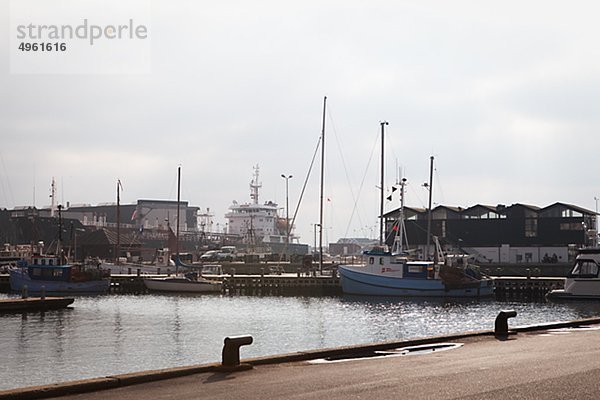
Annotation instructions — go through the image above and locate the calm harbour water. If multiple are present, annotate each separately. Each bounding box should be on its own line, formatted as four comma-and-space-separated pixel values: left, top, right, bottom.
2, 293, 600, 391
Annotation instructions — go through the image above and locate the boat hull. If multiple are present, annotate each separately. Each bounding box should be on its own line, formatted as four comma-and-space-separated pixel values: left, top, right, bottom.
9, 269, 110, 294
339, 266, 494, 297
143, 278, 222, 293
546, 289, 600, 300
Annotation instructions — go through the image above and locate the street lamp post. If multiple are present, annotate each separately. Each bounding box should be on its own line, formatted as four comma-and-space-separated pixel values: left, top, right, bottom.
281, 174, 293, 257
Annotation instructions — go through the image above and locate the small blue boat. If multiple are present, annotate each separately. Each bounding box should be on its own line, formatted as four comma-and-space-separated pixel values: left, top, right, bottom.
9, 255, 111, 295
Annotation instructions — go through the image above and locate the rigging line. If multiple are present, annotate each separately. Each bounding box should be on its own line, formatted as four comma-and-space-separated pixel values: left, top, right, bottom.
289, 135, 321, 235
405, 178, 428, 209
343, 130, 380, 238
433, 162, 444, 205
326, 106, 363, 229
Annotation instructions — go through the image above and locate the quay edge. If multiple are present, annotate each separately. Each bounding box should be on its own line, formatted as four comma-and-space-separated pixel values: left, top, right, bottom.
3, 316, 600, 400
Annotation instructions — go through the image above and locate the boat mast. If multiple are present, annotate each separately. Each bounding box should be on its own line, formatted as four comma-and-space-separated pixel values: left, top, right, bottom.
116, 179, 122, 265
392, 177, 407, 254
176, 166, 181, 274
425, 156, 434, 259
57, 204, 63, 262
379, 121, 388, 246
319, 96, 327, 273
50, 177, 56, 218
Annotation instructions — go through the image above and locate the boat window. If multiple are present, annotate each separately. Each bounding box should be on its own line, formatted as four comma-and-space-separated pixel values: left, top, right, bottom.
570, 260, 599, 278
408, 265, 423, 273
53, 270, 63, 278
49, 259, 54, 266
369, 257, 374, 265
379, 258, 384, 265
32, 268, 42, 276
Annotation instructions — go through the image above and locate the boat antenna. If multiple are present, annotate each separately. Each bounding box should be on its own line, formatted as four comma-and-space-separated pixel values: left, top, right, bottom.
425, 156, 434, 259
319, 96, 327, 274
250, 164, 261, 205
379, 121, 388, 246
50, 177, 56, 218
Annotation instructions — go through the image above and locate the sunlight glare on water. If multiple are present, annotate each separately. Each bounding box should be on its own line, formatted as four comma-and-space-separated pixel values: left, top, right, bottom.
1, 293, 600, 390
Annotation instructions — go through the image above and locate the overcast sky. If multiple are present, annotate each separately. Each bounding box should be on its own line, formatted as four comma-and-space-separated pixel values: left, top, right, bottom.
2, 1, 600, 245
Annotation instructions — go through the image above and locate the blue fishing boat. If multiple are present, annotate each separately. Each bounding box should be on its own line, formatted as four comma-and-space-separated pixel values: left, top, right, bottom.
9, 255, 111, 294
338, 146, 494, 298
339, 248, 494, 297
339, 178, 494, 298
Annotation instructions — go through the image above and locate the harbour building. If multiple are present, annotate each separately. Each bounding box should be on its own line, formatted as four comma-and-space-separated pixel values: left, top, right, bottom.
381, 202, 597, 263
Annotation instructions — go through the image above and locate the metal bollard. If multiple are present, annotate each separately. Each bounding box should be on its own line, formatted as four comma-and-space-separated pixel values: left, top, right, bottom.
22, 285, 28, 299
219, 335, 253, 371
495, 310, 517, 338
137, 268, 141, 277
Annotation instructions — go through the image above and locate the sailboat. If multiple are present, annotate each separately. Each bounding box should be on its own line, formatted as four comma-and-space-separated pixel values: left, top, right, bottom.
338, 130, 494, 298
143, 167, 222, 293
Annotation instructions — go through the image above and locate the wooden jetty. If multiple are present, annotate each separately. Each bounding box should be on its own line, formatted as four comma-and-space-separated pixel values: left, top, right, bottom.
109, 273, 341, 296
494, 276, 564, 299
223, 274, 341, 296
0, 297, 74, 313
4, 271, 565, 298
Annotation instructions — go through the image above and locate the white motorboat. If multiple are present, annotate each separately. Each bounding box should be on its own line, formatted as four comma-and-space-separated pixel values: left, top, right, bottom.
143, 273, 222, 293
547, 248, 600, 300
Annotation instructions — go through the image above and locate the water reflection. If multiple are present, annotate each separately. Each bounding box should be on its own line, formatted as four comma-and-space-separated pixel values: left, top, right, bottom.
1, 293, 600, 391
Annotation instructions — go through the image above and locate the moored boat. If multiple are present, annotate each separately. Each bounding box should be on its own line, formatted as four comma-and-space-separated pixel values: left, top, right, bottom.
143, 273, 222, 293
547, 248, 600, 300
338, 136, 494, 298
338, 246, 494, 298
9, 255, 111, 295
142, 167, 223, 294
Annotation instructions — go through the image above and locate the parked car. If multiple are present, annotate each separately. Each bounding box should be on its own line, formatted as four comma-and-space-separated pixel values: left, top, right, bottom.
200, 250, 220, 262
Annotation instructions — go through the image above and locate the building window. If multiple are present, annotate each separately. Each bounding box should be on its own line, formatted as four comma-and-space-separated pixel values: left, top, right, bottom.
525, 218, 537, 237
560, 223, 584, 230
562, 209, 583, 218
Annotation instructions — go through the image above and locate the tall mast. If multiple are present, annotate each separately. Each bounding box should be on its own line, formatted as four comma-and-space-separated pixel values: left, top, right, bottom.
379, 121, 388, 246
176, 166, 181, 274
116, 179, 122, 265
425, 156, 434, 259
319, 96, 327, 273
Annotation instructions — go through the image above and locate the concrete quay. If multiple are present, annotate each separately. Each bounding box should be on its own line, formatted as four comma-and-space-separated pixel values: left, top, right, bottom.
4, 317, 600, 400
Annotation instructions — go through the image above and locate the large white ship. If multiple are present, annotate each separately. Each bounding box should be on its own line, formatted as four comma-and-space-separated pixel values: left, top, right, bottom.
225, 165, 307, 255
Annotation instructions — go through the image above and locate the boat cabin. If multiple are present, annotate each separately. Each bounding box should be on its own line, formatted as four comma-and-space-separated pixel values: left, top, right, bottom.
567, 251, 600, 279
15, 255, 71, 281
